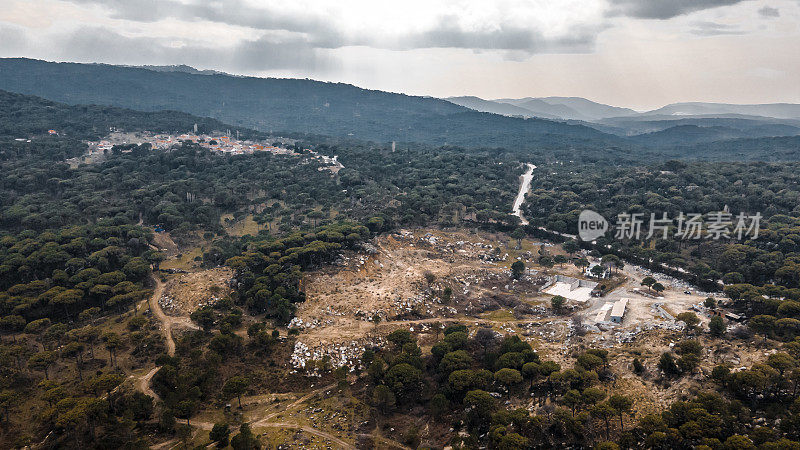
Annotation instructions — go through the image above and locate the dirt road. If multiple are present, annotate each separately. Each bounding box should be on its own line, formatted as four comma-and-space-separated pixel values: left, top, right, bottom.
252, 383, 337, 425
138, 366, 161, 401
258, 423, 355, 449
148, 277, 175, 356
511, 163, 536, 225
146, 275, 199, 356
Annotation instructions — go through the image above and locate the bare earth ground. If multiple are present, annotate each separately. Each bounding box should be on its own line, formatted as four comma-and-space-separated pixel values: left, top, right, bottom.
160, 267, 233, 315
142, 227, 766, 448
296, 229, 548, 347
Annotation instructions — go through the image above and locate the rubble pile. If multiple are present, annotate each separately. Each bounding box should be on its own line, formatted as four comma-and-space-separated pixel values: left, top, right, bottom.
393, 230, 497, 260
352, 292, 453, 322
158, 294, 178, 313
515, 319, 572, 343
589, 321, 686, 346
290, 337, 386, 375
287, 316, 336, 330
195, 296, 219, 310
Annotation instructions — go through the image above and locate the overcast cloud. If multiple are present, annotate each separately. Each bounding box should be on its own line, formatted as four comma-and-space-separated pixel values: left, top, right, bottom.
0, 0, 798, 109
606, 0, 750, 19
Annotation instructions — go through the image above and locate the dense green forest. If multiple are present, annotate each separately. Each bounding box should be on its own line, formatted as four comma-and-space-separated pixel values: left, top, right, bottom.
0, 89, 270, 161
2, 86, 800, 448
524, 161, 800, 288
358, 327, 800, 449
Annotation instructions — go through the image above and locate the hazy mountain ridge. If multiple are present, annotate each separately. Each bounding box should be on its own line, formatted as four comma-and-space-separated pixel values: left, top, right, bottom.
452, 95, 800, 144
643, 102, 800, 119
2, 58, 799, 158
446, 96, 547, 118
458, 96, 800, 122
0, 58, 621, 149
540, 96, 639, 119
128, 64, 227, 76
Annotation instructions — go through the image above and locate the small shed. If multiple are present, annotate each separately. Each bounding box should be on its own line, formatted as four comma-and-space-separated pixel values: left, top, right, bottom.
725, 312, 743, 322
610, 298, 629, 323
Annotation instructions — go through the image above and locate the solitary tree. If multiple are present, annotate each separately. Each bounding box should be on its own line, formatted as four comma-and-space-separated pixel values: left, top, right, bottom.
601, 255, 620, 274
749, 315, 776, 342
210, 423, 231, 448
591, 402, 616, 439
551, 296, 566, 313
641, 276, 656, 292
766, 352, 796, 376
494, 368, 523, 392
563, 389, 582, 416
223, 376, 249, 408
0, 390, 16, 423
28, 351, 57, 380
441, 286, 453, 304
709, 315, 725, 337
562, 240, 580, 256
511, 260, 525, 279
372, 384, 396, 413
230, 423, 259, 450
511, 228, 525, 250
553, 254, 568, 267
658, 352, 680, 376
63, 342, 85, 381
632, 358, 645, 374
102, 332, 121, 367
608, 394, 634, 431
676, 312, 700, 334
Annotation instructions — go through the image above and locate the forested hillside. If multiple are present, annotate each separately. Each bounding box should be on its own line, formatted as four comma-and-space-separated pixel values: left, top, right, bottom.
0, 89, 267, 161
0, 91, 528, 446
524, 161, 800, 289
0, 58, 620, 149
3, 87, 800, 448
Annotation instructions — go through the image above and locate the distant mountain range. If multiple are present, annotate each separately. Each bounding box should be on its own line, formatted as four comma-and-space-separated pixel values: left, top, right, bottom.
447, 96, 638, 121
0, 58, 798, 160
643, 102, 800, 119
448, 96, 800, 122
0, 58, 619, 151
447, 95, 800, 143
124, 64, 227, 76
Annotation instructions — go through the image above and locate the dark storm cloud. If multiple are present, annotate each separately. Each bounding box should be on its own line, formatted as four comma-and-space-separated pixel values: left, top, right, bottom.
758, 6, 780, 17
607, 0, 749, 19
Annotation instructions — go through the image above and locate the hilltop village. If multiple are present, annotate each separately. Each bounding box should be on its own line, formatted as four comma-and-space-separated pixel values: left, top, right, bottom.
86, 130, 295, 155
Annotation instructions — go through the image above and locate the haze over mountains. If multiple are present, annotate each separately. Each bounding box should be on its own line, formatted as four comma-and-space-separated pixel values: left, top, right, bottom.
448, 94, 800, 145
448, 95, 800, 123
0, 58, 622, 151
1, 58, 799, 159
449, 96, 639, 121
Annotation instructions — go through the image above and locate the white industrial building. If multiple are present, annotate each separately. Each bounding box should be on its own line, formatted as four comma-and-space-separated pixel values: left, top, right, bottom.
543, 275, 598, 303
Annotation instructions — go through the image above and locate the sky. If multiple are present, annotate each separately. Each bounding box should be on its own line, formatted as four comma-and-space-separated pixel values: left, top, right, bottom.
0, 0, 798, 110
